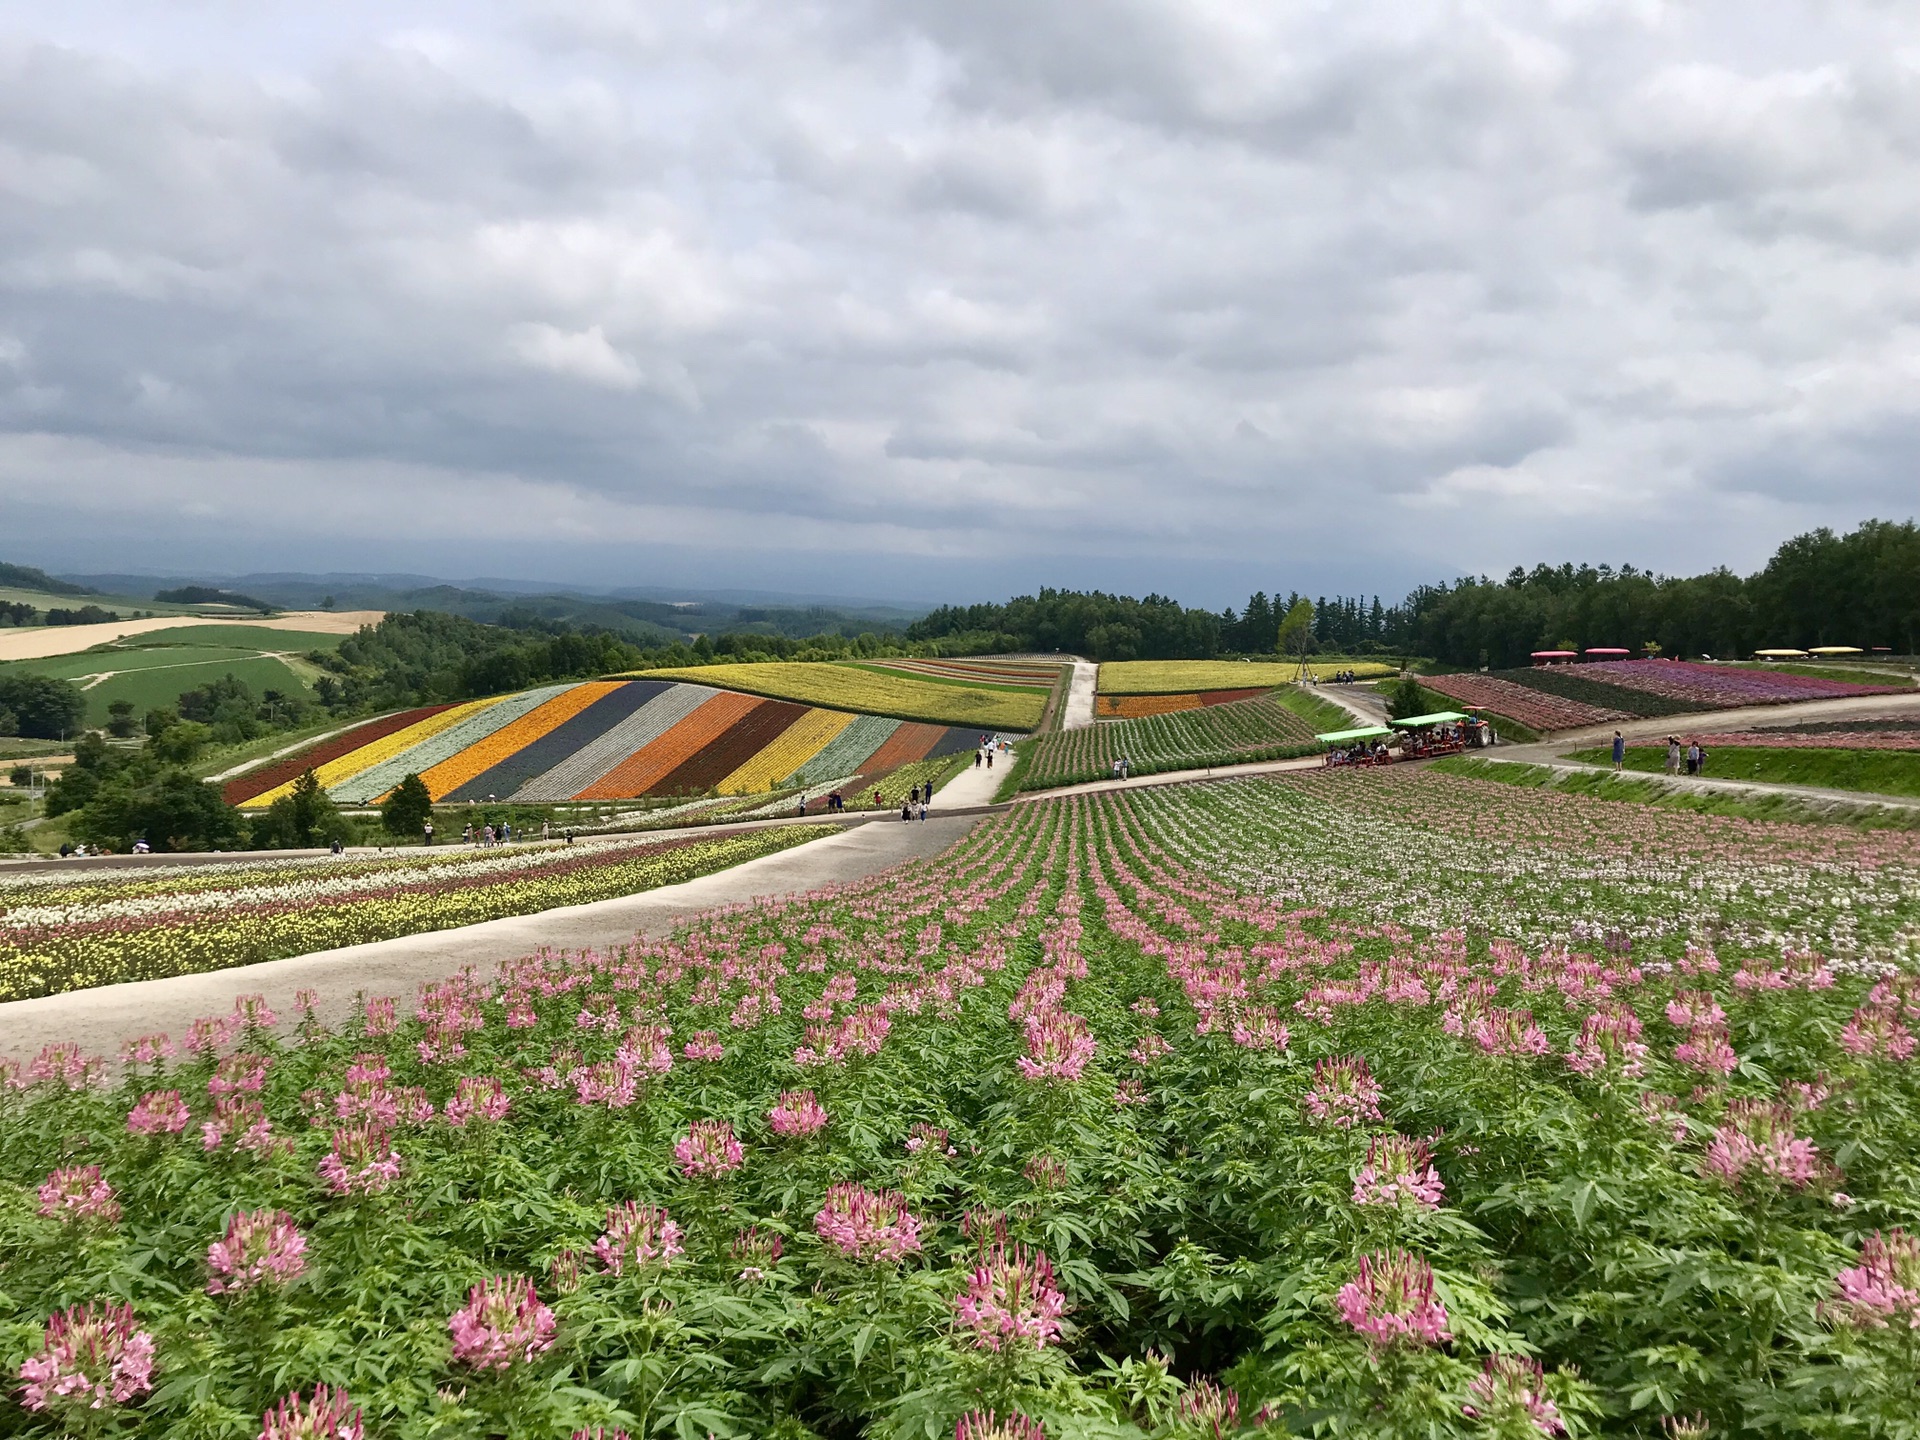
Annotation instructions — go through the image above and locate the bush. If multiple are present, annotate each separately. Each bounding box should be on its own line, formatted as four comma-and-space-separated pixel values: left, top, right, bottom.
250, 770, 358, 850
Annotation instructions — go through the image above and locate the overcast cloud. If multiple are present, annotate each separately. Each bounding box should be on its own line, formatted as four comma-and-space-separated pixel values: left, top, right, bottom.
1, 0, 1917, 606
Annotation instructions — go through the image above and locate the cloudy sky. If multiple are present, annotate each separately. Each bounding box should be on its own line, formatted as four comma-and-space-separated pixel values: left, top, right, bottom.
2, 0, 1916, 607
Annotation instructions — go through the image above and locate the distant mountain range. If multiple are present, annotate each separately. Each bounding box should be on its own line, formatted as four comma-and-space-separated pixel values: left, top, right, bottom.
49, 569, 926, 644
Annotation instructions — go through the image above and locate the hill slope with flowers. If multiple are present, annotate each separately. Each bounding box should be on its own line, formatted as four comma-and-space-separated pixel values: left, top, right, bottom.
5, 766, 1920, 1437
223, 677, 1002, 809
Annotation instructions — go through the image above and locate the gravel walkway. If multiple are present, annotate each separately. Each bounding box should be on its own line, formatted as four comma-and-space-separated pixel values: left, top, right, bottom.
1062, 660, 1098, 730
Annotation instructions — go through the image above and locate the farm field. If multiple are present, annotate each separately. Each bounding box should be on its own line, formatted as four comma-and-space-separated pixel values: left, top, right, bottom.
636, 662, 1045, 731
223, 680, 991, 810
852, 658, 1065, 691
0, 610, 381, 663
1095, 688, 1266, 719
1017, 692, 1319, 790
1492, 659, 1907, 720
5, 769, 1920, 1437
1570, 744, 1920, 798
0, 629, 346, 725
1420, 672, 1630, 731
1097, 659, 1395, 693
0, 826, 823, 1001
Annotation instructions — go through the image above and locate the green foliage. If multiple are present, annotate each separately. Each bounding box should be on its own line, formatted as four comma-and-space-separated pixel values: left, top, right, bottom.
153, 583, 275, 612
0, 559, 97, 597
1387, 676, 1427, 720
148, 721, 211, 766
176, 671, 312, 745
908, 589, 1224, 661
105, 699, 137, 738
45, 733, 248, 850
0, 673, 85, 739
381, 773, 435, 838
251, 769, 357, 850
1570, 745, 1920, 799
1275, 597, 1315, 659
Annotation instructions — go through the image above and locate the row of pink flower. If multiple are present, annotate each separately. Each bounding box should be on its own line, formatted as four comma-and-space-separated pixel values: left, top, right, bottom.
1555, 658, 1903, 708
1684, 729, 1920, 751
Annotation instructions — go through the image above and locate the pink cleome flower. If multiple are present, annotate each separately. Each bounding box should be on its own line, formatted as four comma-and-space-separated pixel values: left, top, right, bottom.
17, 1301, 156, 1416
956, 1243, 1068, 1351
207, 1209, 308, 1297
594, 1202, 682, 1275
907, 1123, 954, 1157
1352, 1134, 1446, 1210
1178, 1379, 1240, 1436
1468, 1007, 1551, 1060
259, 1383, 364, 1440
1017, 1010, 1096, 1082
1565, 1006, 1648, 1079
1701, 1100, 1822, 1190
208, 1054, 270, 1096
202, 1097, 280, 1155
955, 1411, 1046, 1440
127, 1089, 191, 1135
1463, 1355, 1565, 1435
814, 1183, 923, 1263
1304, 1056, 1386, 1130
731, 1226, 784, 1283
1839, 1005, 1917, 1062
1825, 1229, 1920, 1329
681, 1029, 725, 1061
1674, 1031, 1739, 1076
37, 1166, 120, 1226
442, 1076, 511, 1127
1336, 1249, 1452, 1348
673, 1119, 746, 1179
768, 1090, 829, 1138
318, 1123, 401, 1195
448, 1275, 557, 1371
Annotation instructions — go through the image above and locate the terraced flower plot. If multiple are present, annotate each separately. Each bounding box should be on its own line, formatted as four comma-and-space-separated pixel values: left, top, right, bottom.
1095, 688, 1266, 719
1492, 659, 1906, 718
1418, 672, 1630, 731
223, 680, 988, 808
636, 662, 1046, 731
1098, 659, 1395, 693
1019, 692, 1318, 790
6, 769, 1920, 1437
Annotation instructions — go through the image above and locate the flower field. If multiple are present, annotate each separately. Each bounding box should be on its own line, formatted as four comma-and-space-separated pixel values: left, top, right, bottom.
1417, 674, 1629, 731
1018, 695, 1319, 791
856, 659, 1066, 691
636, 663, 1047, 731
0, 827, 823, 1001
222, 680, 989, 808
1097, 661, 1394, 694
1094, 689, 1267, 720
5, 767, 1920, 1437
1492, 660, 1907, 720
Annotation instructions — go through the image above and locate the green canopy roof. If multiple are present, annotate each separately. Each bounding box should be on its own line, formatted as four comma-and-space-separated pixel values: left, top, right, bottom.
1315, 726, 1393, 744
1388, 711, 1470, 728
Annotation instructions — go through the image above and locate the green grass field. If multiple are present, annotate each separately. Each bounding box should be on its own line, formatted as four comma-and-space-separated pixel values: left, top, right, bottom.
0, 632, 336, 725
0, 583, 204, 617
1566, 745, 1920, 799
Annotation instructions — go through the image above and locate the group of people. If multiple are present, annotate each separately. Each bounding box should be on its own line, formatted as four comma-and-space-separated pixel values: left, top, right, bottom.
1326, 669, 1364, 684
1325, 740, 1392, 767
1609, 732, 1712, 775
1109, 756, 1132, 779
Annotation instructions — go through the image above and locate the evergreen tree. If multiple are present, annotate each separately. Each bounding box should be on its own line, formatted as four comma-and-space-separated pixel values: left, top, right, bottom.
382, 773, 434, 839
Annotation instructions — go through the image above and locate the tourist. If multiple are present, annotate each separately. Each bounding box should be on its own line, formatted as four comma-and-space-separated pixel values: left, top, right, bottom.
541, 821, 550, 842
918, 800, 928, 821
423, 820, 435, 845
974, 750, 982, 768
462, 822, 474, 845
1696, 744, 1710, 774
873, 787, 883, 807
1686, 742, 1700, 775
1612, 731, 1625, 770
901, 799, 912, 821
1666, 738, 1681, 774
564, 828, 574, 845
59, 842, 72, 857
986, 750, 993, 768
796, 796, 807, 817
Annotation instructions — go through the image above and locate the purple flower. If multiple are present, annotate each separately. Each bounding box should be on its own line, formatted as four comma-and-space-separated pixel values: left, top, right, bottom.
318, 1122, 401, 1195
18, 1301, 156, 1416
448, 1276, 556, 1371
1336, 1250, 1452, 1348
672, 1119, 745, 1179
1464, 1355, 1565, 1435
956, 1243, 1067, 1351
127, 1089, 191, 1135
37, 1166, 120, 1226
814, 1183, 922, 1263
259, 1383, 364, 1439
768, 1089, 829, 1138
207, 1210, 308, 1297
594, 1202, 682, 1275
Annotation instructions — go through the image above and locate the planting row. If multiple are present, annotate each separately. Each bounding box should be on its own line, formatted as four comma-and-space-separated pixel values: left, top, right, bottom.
1418, 673, 1629, 731
4, 771, 1919, 1437
225, 680, 990, 809
1093, 689, 1267, 720
1018, 694, 1318, 791
0, 827, 823, 1002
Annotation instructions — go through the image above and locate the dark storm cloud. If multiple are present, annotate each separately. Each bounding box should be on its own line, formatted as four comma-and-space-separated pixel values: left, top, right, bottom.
2, 0, 1918, 606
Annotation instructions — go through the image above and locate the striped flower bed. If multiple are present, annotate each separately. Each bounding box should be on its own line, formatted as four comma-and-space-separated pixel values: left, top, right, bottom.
1548, 659, 1905, 710
229, 679, 993, 811
1688, 730, 1920, 751
221, 707, 453, 806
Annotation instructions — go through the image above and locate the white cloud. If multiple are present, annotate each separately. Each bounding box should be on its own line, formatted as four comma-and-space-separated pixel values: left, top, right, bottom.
0, 1, 1917, 602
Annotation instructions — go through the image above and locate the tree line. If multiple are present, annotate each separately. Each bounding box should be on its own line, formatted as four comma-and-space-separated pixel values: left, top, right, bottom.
909, 518, 1920, 668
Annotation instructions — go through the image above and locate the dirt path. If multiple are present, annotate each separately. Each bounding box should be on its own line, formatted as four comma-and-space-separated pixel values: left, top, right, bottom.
0, 815, 983, 1062
0, 610, 383, 661
1312, 682, 1388, 727
1062, 660, 1098, 730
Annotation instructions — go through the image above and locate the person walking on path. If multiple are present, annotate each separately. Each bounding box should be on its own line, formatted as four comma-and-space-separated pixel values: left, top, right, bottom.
1666, 738, 1682, 775
974, 750, 982, 768
1686, 741, 1701, 775
1612, 731, 1625, 770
